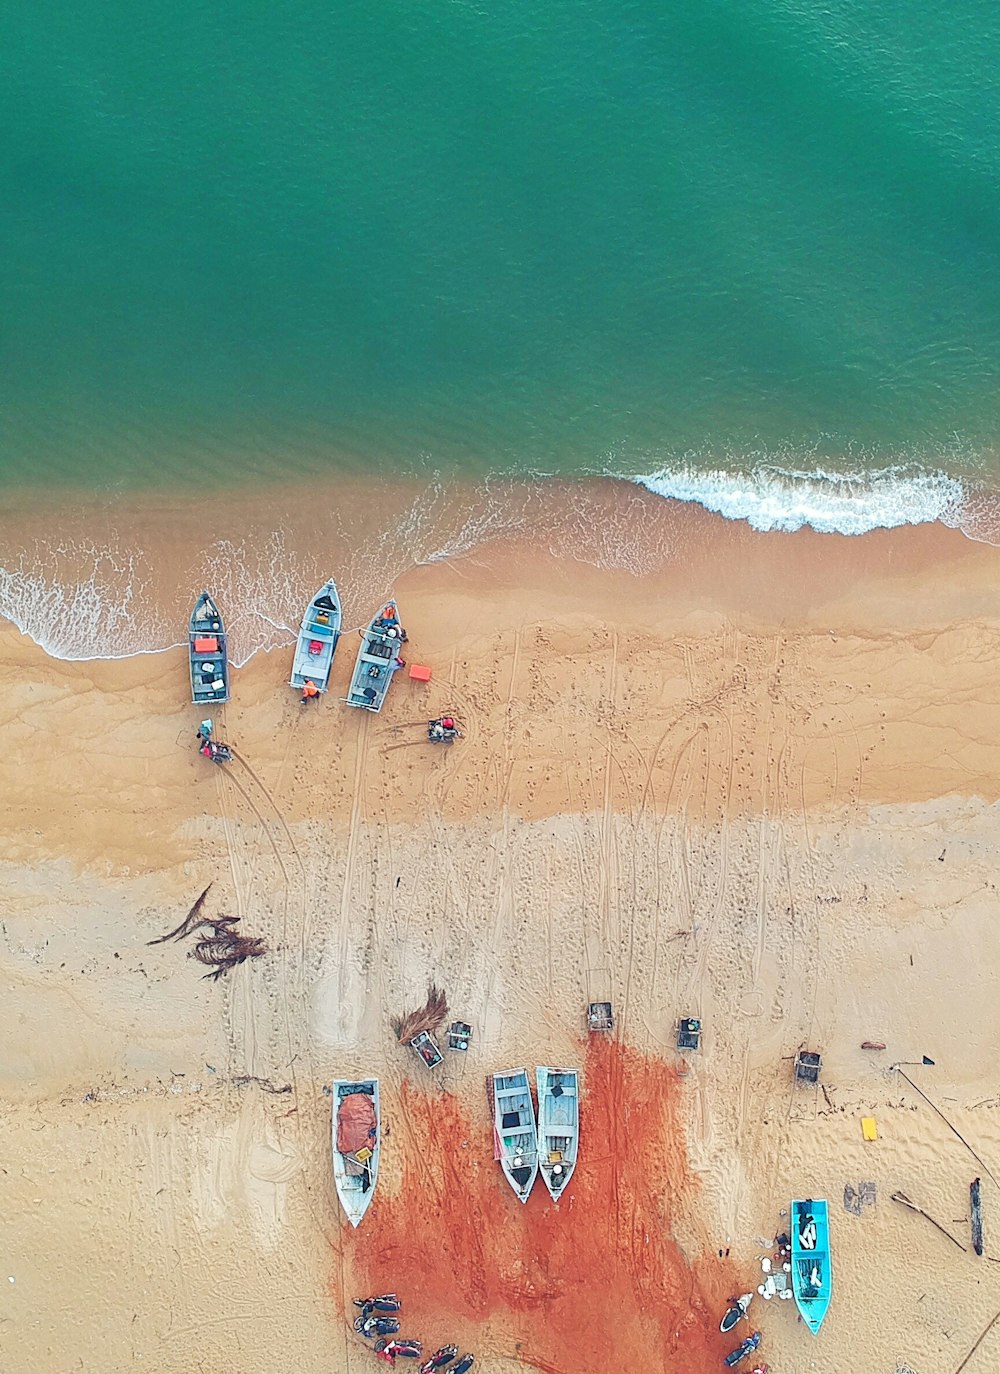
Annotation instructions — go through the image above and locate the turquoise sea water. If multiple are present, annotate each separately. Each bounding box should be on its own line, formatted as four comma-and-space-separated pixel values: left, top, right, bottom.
1, 1, 1000, 531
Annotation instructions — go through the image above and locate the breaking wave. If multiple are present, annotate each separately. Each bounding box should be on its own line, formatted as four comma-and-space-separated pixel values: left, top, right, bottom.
632, 463, 967, 536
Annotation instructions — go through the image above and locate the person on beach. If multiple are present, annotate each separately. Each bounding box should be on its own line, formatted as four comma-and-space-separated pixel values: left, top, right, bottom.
300, 679, 320, 705
197, 719, 213, 744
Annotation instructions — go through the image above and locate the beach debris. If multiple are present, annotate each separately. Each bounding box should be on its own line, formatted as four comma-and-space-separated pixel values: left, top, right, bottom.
392, 983, 449, 1046
586, 1001, 614, 1033
844, 1183, 876, 1215
148, 886, 266, 979
954, 1302, 1000, 1373
861, 1116, 878, 1141
861, 1040, 886, 1051
191, 932, 268, 979
894, 1067, 1000, 1188
891, 1190, 967, 1253
971, 1178, 984, 1257
232, 1076, 292, 1094
794, 1048, 822, 1084
147, 883, 213, 944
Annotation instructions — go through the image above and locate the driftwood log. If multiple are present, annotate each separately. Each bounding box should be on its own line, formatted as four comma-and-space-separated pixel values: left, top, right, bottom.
971, 1178, 984, 1257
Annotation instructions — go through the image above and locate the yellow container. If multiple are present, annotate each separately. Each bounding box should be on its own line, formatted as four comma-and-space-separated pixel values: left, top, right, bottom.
861, 1117, 878, 1142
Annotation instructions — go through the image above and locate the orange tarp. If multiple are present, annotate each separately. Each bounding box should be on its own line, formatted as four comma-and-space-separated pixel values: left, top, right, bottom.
337, 1093, 377, 1155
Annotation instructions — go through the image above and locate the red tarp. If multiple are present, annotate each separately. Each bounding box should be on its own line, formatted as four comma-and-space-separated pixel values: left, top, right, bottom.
337, 1093, 377, 1155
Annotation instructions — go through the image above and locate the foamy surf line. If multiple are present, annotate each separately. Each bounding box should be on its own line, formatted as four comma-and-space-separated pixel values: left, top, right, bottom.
0, 466, 993, 666
631, 464, 969, 536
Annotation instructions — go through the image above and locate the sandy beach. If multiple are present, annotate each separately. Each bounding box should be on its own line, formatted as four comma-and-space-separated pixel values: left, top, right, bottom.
4, 484, 1000, 1373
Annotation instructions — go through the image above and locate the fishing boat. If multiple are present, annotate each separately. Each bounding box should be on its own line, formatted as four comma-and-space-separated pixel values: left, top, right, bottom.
189, 592, 229, 705
346, 601, 405, 712
535, 1067, 579, 1202
491, 1069, 538, 1203
331, 1079, 380, 1227
790, 1198, 832, 1334
289, 579, 341, 694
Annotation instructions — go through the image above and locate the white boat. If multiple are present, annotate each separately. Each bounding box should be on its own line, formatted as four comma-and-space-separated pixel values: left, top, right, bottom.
492, 1069, 538, 1203
535, 1067, 579, 1202
331, 1079, 380, 1227
290, 579, 341, 693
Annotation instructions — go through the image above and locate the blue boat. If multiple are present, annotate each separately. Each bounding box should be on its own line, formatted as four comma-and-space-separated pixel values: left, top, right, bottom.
188, 592, 230, 706
790, 1198, 832, 1335
345, 601, 406, 712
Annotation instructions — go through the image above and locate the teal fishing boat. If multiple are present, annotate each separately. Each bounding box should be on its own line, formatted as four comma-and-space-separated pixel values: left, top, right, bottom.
346, 601, 406, 712
188, 592, 229, 706
791, 1198, 832, 1335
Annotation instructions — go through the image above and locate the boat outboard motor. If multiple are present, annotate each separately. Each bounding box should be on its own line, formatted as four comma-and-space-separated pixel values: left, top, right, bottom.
448, 1357, 474, 1374
354, 1294, 402, 1316
355, 1314, 401, 1338
720, 1293, 753, 1333
419, 1346, 458, 1374
723, 1331, 762, 1368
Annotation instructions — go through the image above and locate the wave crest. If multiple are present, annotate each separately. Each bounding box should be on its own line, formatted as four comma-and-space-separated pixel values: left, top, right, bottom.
632, 464, 966, 535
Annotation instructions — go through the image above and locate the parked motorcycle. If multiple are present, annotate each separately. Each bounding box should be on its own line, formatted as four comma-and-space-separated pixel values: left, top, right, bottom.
199, 739, 233, 764
374, 1338, 422, 1364
355, 1314, 401, 1338
720, 1293, 753, 1333
724, 1331, 762, 1368
419, 1347, 458, 1374
354, 1294, 402, 1316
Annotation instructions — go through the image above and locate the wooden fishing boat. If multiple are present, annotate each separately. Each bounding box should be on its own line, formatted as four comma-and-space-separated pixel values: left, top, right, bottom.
331, 1079, 380, 1227
491, 1069, 538, 1203
188, 592, 229, 705
790, 1198, 832, 1334
535, 1067, 579, 1202
289, 579, 341, 694
346, 601, 405, 712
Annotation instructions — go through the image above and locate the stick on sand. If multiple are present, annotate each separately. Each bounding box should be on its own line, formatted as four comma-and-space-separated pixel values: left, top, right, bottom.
891, 1191, 967, 1253
894, 1068, 1000, 1191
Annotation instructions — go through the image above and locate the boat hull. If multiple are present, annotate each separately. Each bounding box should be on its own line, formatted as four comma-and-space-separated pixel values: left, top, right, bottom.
332, 1079, 380, 1227
346, 602, 404, 712
492, 1069, 539, 1202
189, 592, 230, 705
290, 579, 341, 692
535, 1066, 579, 1202
790, 1198, 832, 1334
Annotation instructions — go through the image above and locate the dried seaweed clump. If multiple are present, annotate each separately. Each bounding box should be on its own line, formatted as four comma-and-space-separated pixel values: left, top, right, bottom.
391, 983, 449, 1044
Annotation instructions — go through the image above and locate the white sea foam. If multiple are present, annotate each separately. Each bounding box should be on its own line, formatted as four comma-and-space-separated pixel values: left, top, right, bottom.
632, 463, 966, 535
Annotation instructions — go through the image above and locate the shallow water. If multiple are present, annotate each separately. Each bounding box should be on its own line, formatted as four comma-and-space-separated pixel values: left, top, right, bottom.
1, 0, 999, 534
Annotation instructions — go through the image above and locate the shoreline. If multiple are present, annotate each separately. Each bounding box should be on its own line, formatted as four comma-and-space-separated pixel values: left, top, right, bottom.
5, 493, 1000, 1371
0, 471, 995, 666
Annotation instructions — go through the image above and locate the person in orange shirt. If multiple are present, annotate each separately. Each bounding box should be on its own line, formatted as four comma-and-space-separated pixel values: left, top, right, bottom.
300, 679, 320, 705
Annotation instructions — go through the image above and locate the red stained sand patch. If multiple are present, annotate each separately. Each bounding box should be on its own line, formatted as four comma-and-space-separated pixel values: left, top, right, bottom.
342, 1040, 737, 1373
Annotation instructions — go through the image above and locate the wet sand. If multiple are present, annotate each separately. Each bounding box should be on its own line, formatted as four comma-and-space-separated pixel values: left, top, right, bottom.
4, 493, 1000, 1373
